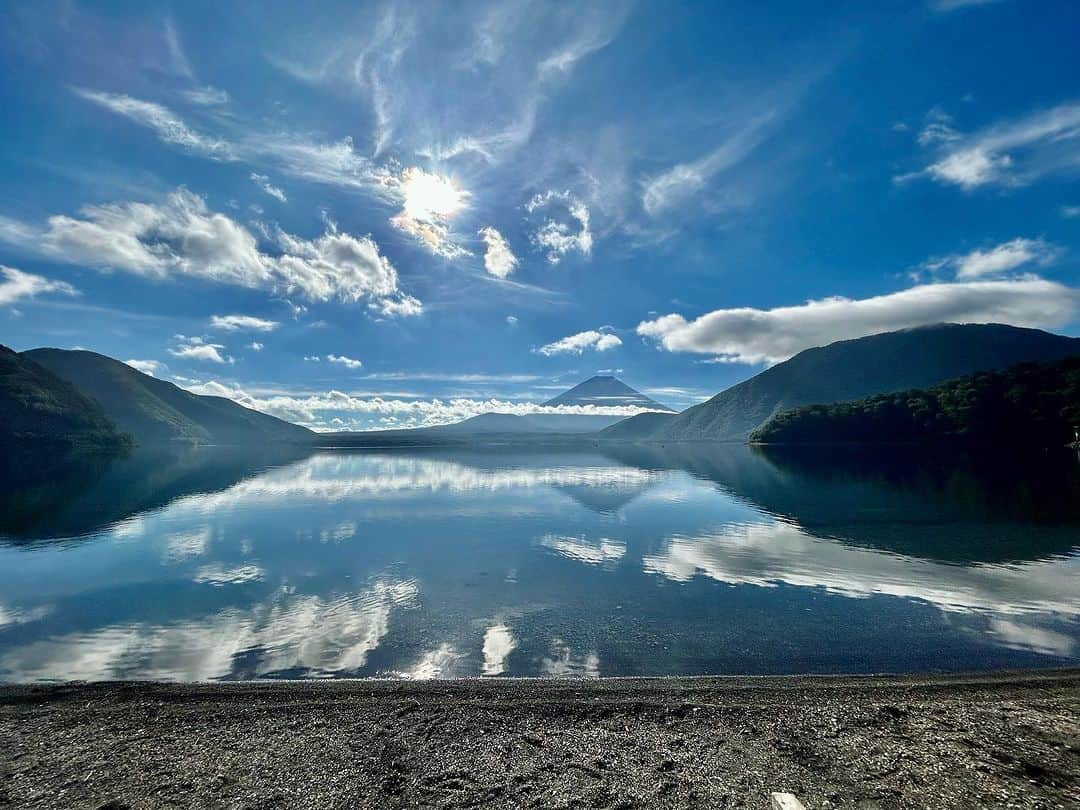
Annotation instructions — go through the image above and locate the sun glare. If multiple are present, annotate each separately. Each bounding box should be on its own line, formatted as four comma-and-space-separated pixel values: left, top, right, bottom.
400, 167, 469, 223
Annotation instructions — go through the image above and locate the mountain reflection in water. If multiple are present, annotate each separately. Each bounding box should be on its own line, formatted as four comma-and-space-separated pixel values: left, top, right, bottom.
0, 444, 1076, 681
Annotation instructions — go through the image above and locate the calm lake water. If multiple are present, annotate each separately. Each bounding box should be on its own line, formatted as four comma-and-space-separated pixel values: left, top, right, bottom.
1, 443, 1077, 681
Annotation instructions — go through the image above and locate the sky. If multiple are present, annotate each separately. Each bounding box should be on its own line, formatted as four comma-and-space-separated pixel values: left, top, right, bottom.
1, 0, 1078, 430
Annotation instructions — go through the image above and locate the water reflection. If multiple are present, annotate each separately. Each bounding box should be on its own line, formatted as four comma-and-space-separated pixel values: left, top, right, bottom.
0, 444, 1076, 681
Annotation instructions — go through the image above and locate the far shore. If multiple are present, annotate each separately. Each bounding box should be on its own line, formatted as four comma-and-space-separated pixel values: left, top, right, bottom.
2, 669, 1077, 809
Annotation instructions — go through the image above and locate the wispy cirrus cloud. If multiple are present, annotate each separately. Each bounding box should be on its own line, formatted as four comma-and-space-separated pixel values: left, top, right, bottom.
536, 328, 621, 356
641, 113, 776, 216
922, 238, 1062, 280
899, 102, 1080, 189
250, 173, 287, 202
76, 89, 235, 160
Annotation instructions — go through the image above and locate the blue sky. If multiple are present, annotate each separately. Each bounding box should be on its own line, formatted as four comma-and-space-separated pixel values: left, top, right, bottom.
1, 0, 1078, 429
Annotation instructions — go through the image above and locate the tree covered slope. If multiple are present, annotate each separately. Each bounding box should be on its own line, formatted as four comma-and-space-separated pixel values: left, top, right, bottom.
750, 355, 1080, 446
657, 324, 1080, 442
23, 348, 313, 446
0, 345, 129, 448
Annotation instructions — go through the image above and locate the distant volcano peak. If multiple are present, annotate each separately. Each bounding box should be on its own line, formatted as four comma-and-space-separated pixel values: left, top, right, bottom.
543, 375, 673, 412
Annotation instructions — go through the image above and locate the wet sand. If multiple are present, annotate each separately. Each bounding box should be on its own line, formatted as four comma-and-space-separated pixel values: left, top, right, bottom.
1, 670, 1078, 809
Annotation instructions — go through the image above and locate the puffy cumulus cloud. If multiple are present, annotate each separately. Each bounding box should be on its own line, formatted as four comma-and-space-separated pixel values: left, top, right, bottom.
536, 329, 622, 356
899, 102, 1080, 189
0, 189, 420, 314
526, 191, 593, 263
250, 173, 287, 202
388, 168, 471, 259
248, 342, 264, 352
326, 353, 363, 369
169, 335, 233, 365
637, 278, 1079, 365
273, 222, 417, 310
210, 314, 279, 332
76, 89, 234, 160
124, 359, 165, 376
0, 266, 77, 307
478, 226, 518, 278
924, 238, 1063, 280
179, 379, 660, 431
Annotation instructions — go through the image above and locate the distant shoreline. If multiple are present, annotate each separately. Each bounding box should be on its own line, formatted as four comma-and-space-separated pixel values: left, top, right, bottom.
3, 669, 1077, 808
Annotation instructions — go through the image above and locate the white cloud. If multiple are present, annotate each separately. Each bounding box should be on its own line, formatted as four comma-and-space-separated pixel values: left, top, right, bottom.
183, 86, 229, 106
210, 314, 279, 332
536, 329, 622, 356
947, 238, 1061, 279
478, 226, 518, 278
389, 168, 471, 259
506, 315, 519, 326
643, 519, 1079, 618
326, 353, 363, 369
0, 266, 77, 307
76, 89, 234, 160
638, 278, 1079, 364
482, 624, 516, 676
249, 173, 287, 203
902, 102, 1080, 189
179, 380, 659, 431
641, 115, 773, 216
248, 342, 264, 352
124, 359, 164, 376
540, 535, 626, 566
526, 191, 593, 263
929, 0, 1005, 11
0, 189, 420, 314
169, 335, 233, 365
1062, 206, 1080, 219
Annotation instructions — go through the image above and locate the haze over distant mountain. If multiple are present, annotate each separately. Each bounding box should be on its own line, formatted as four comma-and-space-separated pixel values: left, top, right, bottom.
0, 345, 129, 448
543, 376, 673, 412
605, 324, 1080, 442
24, 348, 313, 446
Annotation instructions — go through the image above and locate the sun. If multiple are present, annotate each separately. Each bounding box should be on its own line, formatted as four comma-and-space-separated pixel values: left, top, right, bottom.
399, 167, 470, 224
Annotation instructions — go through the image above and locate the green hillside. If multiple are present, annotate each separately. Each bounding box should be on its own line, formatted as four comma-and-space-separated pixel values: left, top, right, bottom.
655, 323, 1080, 442
751, 355, 1080, 447
0, 345, 129, 448
23, 348, 313, 446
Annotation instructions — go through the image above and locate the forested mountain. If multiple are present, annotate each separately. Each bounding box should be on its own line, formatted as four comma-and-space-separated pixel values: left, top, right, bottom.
23, 348, 313, 446
0, 345, 129, 448
750, 356, 1080, 447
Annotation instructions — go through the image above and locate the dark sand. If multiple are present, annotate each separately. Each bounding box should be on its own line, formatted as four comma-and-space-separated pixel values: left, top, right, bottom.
1, 670, 1078, 809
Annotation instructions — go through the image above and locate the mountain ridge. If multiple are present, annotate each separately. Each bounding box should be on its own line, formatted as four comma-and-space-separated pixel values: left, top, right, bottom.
23, 348, 313, 446
606, 323, 1080, 442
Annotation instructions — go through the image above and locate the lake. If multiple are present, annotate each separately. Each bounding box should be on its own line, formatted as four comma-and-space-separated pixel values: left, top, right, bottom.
0, 443, 1077, 681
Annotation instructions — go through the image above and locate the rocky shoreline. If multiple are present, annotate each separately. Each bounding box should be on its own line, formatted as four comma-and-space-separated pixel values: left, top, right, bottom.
1, 670, 1078, 809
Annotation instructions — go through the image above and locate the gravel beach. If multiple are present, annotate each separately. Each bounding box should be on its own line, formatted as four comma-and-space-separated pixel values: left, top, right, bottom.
1, 670, 1077, 809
